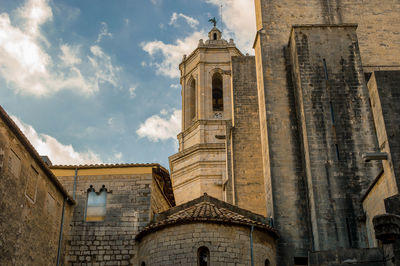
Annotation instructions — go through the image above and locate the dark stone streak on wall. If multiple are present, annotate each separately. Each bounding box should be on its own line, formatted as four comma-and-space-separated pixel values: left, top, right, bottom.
254, 0, 400, 257
373, 71, 400, 192
290, 26, 382, 253
285, 38, 315, 255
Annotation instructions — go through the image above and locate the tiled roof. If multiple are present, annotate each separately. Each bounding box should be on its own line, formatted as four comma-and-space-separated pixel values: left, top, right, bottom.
136, 193, 278, 240
51, 163, 168, 172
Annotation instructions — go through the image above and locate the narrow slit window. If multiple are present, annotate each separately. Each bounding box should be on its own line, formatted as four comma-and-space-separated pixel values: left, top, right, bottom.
85, 185, 107, 222
189, 79, 196, 120
212, 72, 223, 111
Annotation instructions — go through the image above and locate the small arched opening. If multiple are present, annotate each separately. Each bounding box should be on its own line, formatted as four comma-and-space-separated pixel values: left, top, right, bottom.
212, 72, 223, 111
213, 33, 217, 40
197, 246, 210, 266
265, 259, 270, 266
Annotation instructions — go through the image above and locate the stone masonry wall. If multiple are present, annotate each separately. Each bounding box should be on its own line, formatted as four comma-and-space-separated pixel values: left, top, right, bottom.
289, 25, 381, 251
150, 176, 171, 217
230, 56, 266, 216
369, 71, 400, 191
57, 172, 154, 265
0, 118, 72, 266
253, 24, 311, 266
137, 222, 276, 265
362, 172, 391, 247
253, 0, 400, 263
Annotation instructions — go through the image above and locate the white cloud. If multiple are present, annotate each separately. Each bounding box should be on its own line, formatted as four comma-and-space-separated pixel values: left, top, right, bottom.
141, 30, 204, 78
88, 45, 119, 87
11, 115, 102, 165
141, 1, 256, 78
59, 44, 81, 66
16, 0, 53, 39
205, 0, 256, 52
96, 22, 112, 43
137, 109, 181, 142
0, 0, 121, 96
129, 86, 136, 98
170, 84, 180, 89
169, 12, 199, 29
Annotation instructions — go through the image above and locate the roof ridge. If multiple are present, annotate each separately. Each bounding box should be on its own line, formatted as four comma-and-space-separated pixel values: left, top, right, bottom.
136, 193, 279, 240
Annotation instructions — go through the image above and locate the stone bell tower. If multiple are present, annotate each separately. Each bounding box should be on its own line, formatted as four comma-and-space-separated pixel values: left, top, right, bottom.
169, 26, 243, 205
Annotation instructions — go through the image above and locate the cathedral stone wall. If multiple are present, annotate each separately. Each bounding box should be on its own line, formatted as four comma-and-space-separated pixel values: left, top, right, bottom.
137, 222, 276, 266
289, 25, 381, 251
230, 56, 266, 216
53, 167, 158, 265
254, 0, 400, 263
363, 71, 400, 249
362, 171, 390, 247
368, 71, 400, 192
254, 0, 400, 69
0, 113, 73, 266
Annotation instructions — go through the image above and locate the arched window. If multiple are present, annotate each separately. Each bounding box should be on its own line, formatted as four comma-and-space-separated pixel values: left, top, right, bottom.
212, 72, 223, 111
197, 246, 209, 266
265, 259, 270, 266
189, 78, 196, 120
213, 33, 217, 40
141, 262, 145, 266
85, 185, 107, 222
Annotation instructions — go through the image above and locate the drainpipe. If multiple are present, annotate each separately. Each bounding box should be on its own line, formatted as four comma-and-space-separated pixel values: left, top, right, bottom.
73, 167, 78, 200
56, 196, 66, 266
250, 225, 254, 266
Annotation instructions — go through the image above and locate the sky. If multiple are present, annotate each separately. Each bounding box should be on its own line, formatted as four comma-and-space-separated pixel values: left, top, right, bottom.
0, 0, 256, 168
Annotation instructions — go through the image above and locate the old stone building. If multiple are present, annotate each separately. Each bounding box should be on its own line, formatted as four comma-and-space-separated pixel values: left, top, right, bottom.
1, 0, 400, 265
0, 106, 74, 266
50, 164, 175, 265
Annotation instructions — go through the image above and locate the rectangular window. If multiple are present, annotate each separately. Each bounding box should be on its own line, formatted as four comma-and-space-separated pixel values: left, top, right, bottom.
25, 166, 38, 202
85, 190, 107, 222
8, 149, 21, 177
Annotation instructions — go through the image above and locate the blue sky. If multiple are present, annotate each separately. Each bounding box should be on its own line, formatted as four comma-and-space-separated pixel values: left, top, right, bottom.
0, 0, 255, 168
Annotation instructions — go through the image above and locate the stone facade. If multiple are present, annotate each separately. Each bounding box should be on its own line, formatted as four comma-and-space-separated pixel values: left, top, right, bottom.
230, 56, 266, 216
50, 165, 173, 265
289, 25, 381, 251
0, 106, 74, 266
254, 0, 400, 263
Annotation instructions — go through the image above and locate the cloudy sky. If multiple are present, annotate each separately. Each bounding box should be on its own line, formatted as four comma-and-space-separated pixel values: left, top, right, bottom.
0, 0, 256, 168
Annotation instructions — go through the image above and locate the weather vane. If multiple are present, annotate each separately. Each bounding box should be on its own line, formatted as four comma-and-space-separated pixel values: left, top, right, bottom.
208, 17, 217, 27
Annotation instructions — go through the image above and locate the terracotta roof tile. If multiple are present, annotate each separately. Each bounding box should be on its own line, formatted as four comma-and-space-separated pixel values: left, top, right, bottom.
50, 163, 169, 173
136, 193, 278, 240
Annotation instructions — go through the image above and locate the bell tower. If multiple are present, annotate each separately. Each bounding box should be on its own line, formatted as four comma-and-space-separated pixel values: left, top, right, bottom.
169, 26, 243, 205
